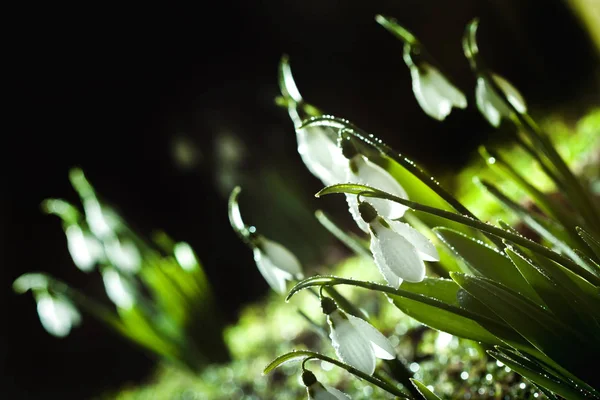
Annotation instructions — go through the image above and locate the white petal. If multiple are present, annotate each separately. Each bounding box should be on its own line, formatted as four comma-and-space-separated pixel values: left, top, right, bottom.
253, 247, 290, 294
370, 233, 403, 288
83, 198, 113, 238
372, 221, 426, 283
351, 157, 408, 219
345, 194, 369, 233
105, 237, 141, 273
174, 242, 199, 271
102, 268, 135, 309
428, 66, 468, 109
65, 225, 101, 272
260, 238, 303, 278
323, 385, 351, 400
329, 312, 376, 374
411, 65, 451, 120
475, 74, 526, 128
388, 221, 439, 262
36, 293, 80, 337
492, 73, 526, 113
346, 314, 395, 360
297, 127, 347, 186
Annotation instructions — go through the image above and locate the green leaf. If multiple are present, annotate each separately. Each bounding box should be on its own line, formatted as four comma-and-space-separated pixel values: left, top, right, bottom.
305, 116, 500, 246
288, 275, 527, 348
317, 183, 600, 285
434, 227, 540, 303
451, 272, 596, 384
505, 247, 594, 333
410, 379, 442, 400
488, 348, 599, 400
389, 278, 509, 346
477, 178, 587, 267
577, 226, 600, 262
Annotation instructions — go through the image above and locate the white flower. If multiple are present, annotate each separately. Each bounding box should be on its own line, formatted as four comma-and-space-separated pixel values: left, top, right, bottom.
302, 370, 350, 400
326, 305, 395, 375
104, 236, 142, 273
344, 154, 409, 232
65, 224, 103, 272
102, 267, 136, 309
407, 60, 467, 121
360, 202, 439, 286
476, 73, 526, 127
35, 292, 81, 338
253, 236, 303, 294
296, 126, 348, 186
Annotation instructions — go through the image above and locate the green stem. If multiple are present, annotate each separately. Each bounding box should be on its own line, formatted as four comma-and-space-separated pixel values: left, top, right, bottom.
317, 184, 600, 284
301, 116, 506, 250
264, 350, 411, 398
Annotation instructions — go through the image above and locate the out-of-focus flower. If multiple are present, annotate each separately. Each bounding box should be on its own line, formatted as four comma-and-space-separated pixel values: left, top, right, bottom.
296, 126, 348, 186
406, 58, 467, 121
35, 292, 81, 338
302, 369, 350, 400
102, 267, 136, 309
65, 224, 103, 272
359, 202, 438, 286
322, 297, 395, 375
253, 236, 304, 294
476, 73, 526, 127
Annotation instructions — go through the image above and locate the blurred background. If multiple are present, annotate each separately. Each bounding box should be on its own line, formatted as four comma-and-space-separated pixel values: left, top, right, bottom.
4, 0, 599, 398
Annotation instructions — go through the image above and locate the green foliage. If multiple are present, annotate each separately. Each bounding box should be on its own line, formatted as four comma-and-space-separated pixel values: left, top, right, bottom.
14, 169, 229, 372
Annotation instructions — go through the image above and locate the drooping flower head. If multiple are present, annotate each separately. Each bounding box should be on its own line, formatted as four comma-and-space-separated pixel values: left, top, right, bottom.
476, 73, 527, 127
302, 369, 350, 400
228, 186, 304, 294
322, 296, 395, 375
376, 15, 467, 121
278, 56, 348, 186
253, 235, 304, 294
339, 136, 409, 232
359, 201, 439, 287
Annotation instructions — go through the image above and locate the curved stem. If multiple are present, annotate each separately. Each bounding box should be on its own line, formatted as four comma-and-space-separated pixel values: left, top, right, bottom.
317, 184, 600, 284
264, 350, 411, 398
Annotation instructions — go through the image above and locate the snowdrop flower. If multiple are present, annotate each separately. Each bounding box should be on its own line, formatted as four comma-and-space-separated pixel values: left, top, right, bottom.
102, 267, 136, 309
302, 369, 350, 400
359, 202, 439, 287
476, 73, 526, 127
65, 224, 103, 272
296, 126, 348, 186
253, 235, 304, 294
340, 137, 409, 232
322, 297, 395, 375
404, 49, 467, 121
35, 292, 81, 338
278, 56, 347, 186
104, 236, 142, 273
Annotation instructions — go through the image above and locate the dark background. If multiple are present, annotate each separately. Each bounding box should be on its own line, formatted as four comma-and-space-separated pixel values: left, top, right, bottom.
4, 1, 599, 398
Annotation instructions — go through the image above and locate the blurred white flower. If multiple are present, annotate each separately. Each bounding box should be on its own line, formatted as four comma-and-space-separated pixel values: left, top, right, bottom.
65, 225, 103, 272
102, 267, 136, 309
253, 237, 303, 294
360, 202, 438, 286
104, 237, 142, 273
476, 73, 526, 127
407, 61, 467, 121
296, 126, 347, 186
302, 370, 350, 400
35, 292, 81, 338
323, 298, 395, 375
